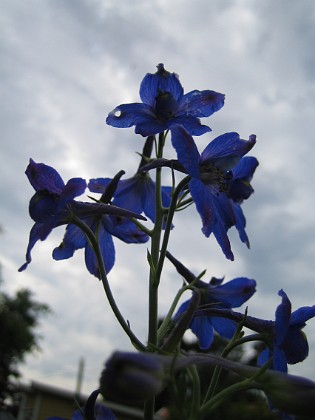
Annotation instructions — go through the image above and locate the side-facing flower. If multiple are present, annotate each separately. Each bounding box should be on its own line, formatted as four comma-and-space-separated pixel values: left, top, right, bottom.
53, 206, 148, 277
256, 289, 315, 372
167, 252, 256, 349
19, 158, 87, 272
89, 175, 172, 225
106, 63, 225, 136
88, 136, 173, 224
19, 160, 148, 277
171, 125, 258, 260
196, 289, 315, 372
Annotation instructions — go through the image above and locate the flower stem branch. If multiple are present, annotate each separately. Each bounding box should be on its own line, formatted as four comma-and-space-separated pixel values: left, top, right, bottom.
72, 215, 146, 351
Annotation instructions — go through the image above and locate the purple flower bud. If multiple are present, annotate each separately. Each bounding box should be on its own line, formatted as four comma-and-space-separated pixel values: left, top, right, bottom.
99, 352, 165, 405
260, 370, 315, 416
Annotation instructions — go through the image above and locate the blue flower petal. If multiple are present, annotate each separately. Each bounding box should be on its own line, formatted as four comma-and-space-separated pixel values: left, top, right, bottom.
189, 178, 216, 234
18, 222, 53, 272
232, 155, 259, 180
208, 277, 256, 308
201, 133, 256, 171
290, 305, 315, 326
273, 345, 288, 372
140, 64, 183, 105
282, 329, 309, 364
179, 90, 225, 117
190, 316, 214, 350
106, 103, 152, 129
171, 125, 200, 177
135, 118, 169, 136
258, 347, 270, 368
88, 178, 112, 194
26, 159, 65, 193
85, 223, 115, 276
105, 216, 149, 244
53, 223, 86, 260
232, 203, 250, 247
171, 115, 212, 136
213, 222, 234, 261
211, 316, 237, 339
275, 290, 292, 345
60, 178, 86, 202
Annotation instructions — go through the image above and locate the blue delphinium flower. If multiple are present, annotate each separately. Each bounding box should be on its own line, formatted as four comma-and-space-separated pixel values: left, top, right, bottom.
171, 125, 258, 260
19, 159, 148, 277
19, 158, 87, 272
256, 289, 315, 372
53, 210, 148, 277
106, 63, 225, 136
88, 136, 172, 224
167, 252, 256, 349
89, 175, 172, 225
196, 289, 315, 372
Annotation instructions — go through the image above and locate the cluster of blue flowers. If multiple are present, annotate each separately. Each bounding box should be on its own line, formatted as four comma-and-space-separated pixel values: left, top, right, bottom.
20, 64, 315, 419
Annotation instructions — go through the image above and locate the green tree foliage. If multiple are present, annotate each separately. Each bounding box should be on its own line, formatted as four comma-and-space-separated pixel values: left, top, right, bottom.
0, 278, 50, 408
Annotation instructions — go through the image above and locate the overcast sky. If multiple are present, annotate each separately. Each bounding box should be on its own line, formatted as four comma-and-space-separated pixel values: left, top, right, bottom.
1, 0, 315, 395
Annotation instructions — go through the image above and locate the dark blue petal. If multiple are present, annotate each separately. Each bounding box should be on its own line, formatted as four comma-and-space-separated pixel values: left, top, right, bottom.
190, 316, 214, 350
18, 222, 54, 271
109, 174, 164, 223
60, 178, 86, 202
88, 178, 112, 194
29, 192, 59, 223
201, 133, 256, 171
211, 316, 237, 339
213, 221, 234, 261
171, 125, 200, 177
175, 299, 190, 317
232, 203, 250, 247
282, 329, 309, 364
135, 118, 168, 136
171, 115, 211, 136
232, 156, 259, 181
258, 347, 271, 368
206, 277, 256, 308
275, 290, 292, 345
104, 216, 149, 244
179, 90, 225, 117
26, 158, 65, 193
140, 64, 183, 105
53, 223, 86, 260
228, 156, 259, 203
85, 223, 115, 276
290, 305, 315, 326
273, 345, 288, 372
189, 178, 216, 234
106, 103, 152, 129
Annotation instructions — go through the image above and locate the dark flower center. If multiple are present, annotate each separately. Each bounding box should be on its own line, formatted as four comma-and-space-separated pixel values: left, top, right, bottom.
154, 91, 178, 121
199, 163, 233, 192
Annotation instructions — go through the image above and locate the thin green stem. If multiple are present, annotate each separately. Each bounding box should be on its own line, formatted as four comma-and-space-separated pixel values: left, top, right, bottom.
157, 282, 193, 343
202, 311, 247, 404
199, 377, 257, 418
156, 176, 190, 281
187, 365, 201, 419
145, 132, 166, 420
71, 215, 146, 351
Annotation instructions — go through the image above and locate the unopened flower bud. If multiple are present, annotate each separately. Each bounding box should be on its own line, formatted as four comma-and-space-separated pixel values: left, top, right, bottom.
99, 351, 165, 405
260, 370, 315, 416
